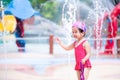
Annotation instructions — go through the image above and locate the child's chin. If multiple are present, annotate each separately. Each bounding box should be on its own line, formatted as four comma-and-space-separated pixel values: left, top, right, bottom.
73, 36, 77, 38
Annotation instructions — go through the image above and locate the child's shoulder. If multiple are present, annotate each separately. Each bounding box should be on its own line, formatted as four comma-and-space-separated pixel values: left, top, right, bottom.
83, 40, 90, 47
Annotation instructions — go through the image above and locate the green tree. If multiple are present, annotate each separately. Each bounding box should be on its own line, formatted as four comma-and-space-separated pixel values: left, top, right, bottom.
29, 0, 47, 11
40, 1, 61, 23
1, 0, 11, 7
30, 0, 62, 24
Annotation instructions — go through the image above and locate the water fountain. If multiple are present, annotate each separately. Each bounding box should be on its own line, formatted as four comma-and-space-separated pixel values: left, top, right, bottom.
61, 0, 120, 56
61, 0, 77, 64
86, 0, 109, 55
86, 0, 120, 55
62, 0, 77, 43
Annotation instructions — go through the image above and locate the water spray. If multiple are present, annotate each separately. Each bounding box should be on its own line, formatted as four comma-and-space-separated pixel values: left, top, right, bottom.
62, 0, 77, 64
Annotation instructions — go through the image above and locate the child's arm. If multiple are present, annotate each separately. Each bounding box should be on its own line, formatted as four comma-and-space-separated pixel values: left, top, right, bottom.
82, 41, 91, 64
55, 37, 74, 50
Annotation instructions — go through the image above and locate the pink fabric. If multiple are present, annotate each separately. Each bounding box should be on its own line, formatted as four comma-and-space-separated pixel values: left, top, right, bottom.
74, 40, 91, 70
72, 21, 86, 32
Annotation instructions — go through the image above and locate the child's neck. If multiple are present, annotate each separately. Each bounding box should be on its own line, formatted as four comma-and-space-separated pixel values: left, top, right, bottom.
75, 38, 85, 47
77, 37, 84, 42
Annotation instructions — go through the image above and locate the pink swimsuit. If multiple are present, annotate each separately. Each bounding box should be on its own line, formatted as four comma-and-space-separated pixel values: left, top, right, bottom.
74, 40, 92, 70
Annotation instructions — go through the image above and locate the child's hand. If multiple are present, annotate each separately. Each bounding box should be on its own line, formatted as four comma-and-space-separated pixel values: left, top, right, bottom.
54, 37, 61, 44
81, 59, 86, 64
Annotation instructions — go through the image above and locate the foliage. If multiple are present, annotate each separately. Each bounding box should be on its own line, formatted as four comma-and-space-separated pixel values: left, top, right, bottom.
30, 0, 47, 3
30, 0, 62, 24
2, 0, 11, 7
29, 0, 47, 11
40, 1, 62, 23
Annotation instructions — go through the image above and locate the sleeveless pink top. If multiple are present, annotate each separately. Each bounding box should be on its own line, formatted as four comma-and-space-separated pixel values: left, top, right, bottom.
74, 40, 91, 70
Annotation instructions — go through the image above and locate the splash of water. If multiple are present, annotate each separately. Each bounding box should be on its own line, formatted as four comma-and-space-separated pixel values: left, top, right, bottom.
62, 0, 78, 64
62, 0, 77, 44
86, 0, 109, 50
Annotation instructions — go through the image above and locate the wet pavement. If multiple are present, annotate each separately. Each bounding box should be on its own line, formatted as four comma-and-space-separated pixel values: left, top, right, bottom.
0, 53, 120, 80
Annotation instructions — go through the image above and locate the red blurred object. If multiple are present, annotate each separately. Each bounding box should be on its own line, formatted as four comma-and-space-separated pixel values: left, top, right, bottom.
94, 3, 120, 55
104, 3, 120, 54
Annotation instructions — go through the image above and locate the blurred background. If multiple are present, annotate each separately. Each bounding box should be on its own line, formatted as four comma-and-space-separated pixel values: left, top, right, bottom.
0, 0, 120, 80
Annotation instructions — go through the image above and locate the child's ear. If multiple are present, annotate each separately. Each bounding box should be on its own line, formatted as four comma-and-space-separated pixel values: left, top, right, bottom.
81, 32, 85, 36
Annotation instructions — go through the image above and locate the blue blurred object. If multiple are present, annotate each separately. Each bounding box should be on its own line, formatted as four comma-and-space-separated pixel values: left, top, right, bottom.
106, 17, 111, 23
5, 0, 38, 19
109, 39, 113, 43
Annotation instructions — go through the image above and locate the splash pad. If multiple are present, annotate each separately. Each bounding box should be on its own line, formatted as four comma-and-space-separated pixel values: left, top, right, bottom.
94, 3, 120, 55
62, 0, 120, 55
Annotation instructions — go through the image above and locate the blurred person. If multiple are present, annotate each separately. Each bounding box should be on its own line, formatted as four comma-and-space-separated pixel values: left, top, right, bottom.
55, 21, 92, 80
5, 0, 37, 52
15, 17, 25, 52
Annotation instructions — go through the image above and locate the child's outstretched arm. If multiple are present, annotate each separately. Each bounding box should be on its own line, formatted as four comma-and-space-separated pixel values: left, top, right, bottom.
55, 37, 74, 50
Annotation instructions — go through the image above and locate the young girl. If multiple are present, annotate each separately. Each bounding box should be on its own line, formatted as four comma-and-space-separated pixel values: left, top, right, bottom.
55, 21, 92, 80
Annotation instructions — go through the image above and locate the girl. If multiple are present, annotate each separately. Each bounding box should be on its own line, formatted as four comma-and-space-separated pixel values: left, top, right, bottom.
55, 21, 92, 80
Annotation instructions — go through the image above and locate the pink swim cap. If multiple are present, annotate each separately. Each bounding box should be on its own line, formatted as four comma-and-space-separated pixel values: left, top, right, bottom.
72, 21, 86, 32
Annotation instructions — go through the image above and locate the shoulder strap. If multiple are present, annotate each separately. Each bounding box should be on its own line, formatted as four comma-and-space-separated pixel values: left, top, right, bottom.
81, 40, 86, 44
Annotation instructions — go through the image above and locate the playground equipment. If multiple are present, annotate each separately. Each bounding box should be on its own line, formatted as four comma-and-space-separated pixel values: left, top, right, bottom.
3, 0, 38, 52
0, 15, 16, 33
0, 0, 16, 33
0, 1, 16, 45
104, 3, 120, 54
94, 3, 120, 55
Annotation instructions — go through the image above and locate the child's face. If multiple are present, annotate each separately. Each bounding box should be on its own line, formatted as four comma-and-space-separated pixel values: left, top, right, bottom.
72, 27, 84, 39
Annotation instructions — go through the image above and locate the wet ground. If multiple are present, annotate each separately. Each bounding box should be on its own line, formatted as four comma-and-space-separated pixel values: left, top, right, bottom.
0, 53, 120, 80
